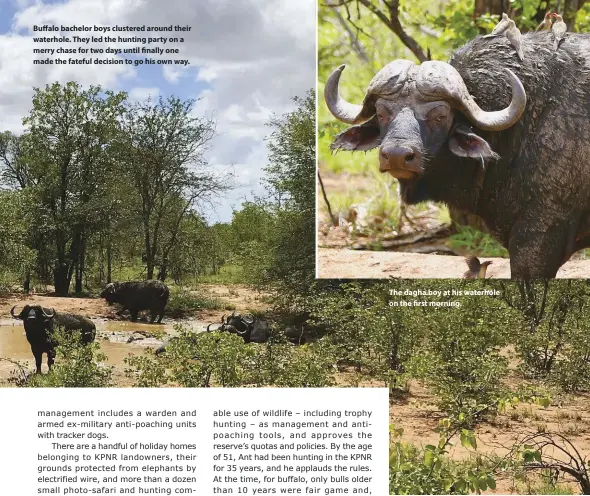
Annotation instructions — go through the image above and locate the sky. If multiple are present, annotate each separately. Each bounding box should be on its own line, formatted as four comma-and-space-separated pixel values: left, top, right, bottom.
0, 0, 316, 223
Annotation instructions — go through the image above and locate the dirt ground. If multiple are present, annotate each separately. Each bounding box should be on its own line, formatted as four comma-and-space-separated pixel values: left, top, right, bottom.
317, 248, 590, 279
0, 283, 268, 321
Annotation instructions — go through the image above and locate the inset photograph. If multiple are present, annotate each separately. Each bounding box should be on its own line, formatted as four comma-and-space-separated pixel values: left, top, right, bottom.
317, 1, 590, 279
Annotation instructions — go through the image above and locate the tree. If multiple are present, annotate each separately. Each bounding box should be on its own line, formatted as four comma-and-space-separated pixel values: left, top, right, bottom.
21, 82, 126, 295
119, 96, 232, 281
263, 90, 316, 303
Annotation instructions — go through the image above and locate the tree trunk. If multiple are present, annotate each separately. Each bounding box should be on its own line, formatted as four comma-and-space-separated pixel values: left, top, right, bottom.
54, 263, 71, 296
474, 0, 505, 16
75, 235, 85, 293
157, 264, 167, 282
563, 0, 587, 28
23, 270, 31, 294
146, 262, 154, 280
106, 241, 112, 284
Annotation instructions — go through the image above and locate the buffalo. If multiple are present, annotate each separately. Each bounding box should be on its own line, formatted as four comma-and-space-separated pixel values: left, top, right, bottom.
325, 31, 590, 278
208, 311, 325, 345
10, 305, 96, 374
155, 312, 326, 356
101, 280, 169, 323
207, 312, 268, 343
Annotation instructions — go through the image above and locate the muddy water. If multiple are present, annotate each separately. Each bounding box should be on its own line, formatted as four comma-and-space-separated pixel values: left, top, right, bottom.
0, 318, 210, 379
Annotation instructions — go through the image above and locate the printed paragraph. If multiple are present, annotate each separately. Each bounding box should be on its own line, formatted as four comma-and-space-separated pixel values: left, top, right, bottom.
211, 408, 376, 494
2, 389, 389, 495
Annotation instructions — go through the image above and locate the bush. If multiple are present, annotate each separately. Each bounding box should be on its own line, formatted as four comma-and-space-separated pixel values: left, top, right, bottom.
389, 423, 496, 495
126, 324, 337, 388
15, 328, 112, 387
126, 328, 254, 387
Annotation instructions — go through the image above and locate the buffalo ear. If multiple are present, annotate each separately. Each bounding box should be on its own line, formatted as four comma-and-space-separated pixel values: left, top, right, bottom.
330, 116, 380, 152
449, 124, 499, 161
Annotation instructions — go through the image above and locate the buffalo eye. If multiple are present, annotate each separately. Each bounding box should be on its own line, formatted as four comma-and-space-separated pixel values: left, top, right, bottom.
435, 115, 446, 123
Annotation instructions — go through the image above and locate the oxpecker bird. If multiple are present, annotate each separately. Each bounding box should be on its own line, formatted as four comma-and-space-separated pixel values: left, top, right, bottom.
463, 256, 493, 279
536, 12, 552, 31
491, 12, 511, 35
552, 13, 567, 51
505, 20, 524, 61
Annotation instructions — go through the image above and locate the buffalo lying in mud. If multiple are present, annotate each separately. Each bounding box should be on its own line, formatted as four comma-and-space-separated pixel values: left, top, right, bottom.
208, 312, 321, 345
101, 280, 169, 323
155, 312, 321, 356
325, 31, 590, 278
10, 305, 96, 374
207, 312, 271, 344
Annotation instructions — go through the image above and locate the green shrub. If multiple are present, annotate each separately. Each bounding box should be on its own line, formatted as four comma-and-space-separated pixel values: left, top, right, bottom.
15, 328, 112, 387
125, 324, 337, 388
448, 225, 509, 258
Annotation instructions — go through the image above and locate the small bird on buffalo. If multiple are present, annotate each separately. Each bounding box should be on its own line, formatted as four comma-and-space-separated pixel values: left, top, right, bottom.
551, 13, 567, 51
491, 12, 511, 35
536, 12, 552, 31
505, 19, 524, 61
463, 256, 493, 279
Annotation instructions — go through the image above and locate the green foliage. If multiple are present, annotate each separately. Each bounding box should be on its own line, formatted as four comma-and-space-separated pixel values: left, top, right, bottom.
126, 329, 255, 387
0, 190, 36, 283
448, 225, 509, 258
119, 95, 231, 282
125, 325, 337, 388
389, 420, 497, 494
271, 341, 337, 388
309, 282, 422, 390
575, 4, 590, 32
262, 91, 316, 304
0, 73, 317, 301
19, 328, 112, 387
501, 280, 590, 389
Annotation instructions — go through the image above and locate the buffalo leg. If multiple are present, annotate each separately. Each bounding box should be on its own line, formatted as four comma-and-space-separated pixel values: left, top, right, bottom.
47, 349, 56, 371
130, 309, 138, 322
157, 307, 165, 324
509, 223, 569, 279
149, 310, 157, 324
33, 351, 42, 374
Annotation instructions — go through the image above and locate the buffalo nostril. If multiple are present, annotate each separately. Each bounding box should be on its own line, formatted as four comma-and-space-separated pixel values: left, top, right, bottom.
405, 153, 416, 163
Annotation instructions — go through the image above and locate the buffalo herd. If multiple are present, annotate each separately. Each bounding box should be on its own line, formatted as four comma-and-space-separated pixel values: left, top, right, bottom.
8, 279, 321, 374
10, 279, 169, 374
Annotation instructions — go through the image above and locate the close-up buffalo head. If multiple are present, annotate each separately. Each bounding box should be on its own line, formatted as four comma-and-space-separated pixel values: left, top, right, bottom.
324, 60, 526, 186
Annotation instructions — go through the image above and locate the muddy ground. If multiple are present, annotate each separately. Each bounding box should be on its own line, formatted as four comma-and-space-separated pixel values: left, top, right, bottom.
0, 284, 269, 385
317, 248, 590, 279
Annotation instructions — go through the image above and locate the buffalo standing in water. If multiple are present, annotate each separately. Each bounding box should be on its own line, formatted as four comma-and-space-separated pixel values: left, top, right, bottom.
10, 305, 96, 374
101, 280, 169, 323
326, 31, 590, 278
